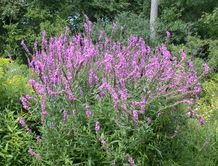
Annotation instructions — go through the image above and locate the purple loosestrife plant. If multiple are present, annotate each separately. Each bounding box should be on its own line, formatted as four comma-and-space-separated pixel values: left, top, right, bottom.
63, 110, 68, 123
28, 148, 41, 160
18, 118, 31, 132
95, 121, 100, 133
127, 155, 136, 166
85, 104, 92, 118
21, 18, 209, 165
20, 95, 32, 111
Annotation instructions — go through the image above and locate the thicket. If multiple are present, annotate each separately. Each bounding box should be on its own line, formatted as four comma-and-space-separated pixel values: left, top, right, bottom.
16, 19, 211, 165
1, 1, 218, 165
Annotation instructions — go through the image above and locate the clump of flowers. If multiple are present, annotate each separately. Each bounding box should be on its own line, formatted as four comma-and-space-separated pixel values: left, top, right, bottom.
20, 17, 209, 165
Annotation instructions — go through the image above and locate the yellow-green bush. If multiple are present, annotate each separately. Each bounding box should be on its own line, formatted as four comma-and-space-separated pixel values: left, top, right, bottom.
0, 109, 32, 166
0, 58, 33, 165
0, 58, 31, 110
196, 74, 218, 120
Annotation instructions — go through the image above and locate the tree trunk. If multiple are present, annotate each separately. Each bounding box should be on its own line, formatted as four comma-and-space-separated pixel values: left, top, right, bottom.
150, 0, 158, 40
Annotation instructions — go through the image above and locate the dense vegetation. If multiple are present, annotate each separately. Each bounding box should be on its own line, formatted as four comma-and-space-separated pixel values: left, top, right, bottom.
0, 0, 218, 165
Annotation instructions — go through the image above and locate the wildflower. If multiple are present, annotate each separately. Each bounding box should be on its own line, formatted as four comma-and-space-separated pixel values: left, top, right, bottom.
193, 85, 202, 94
166, 31, 171, 38
180, 50, 187, 61
28, 148, 34, 156
41, 111, 48, 122
20, 95, 31, 111
199, 116, 205, 125
66, 92, 76, 102
119, 89, 128, 101
99, 138, 106, 146
28, 148, 41, 160
63, 79, 76, 102
79, 86, 84, 97
161, 44, 171, 59
139, 99, 146, 113
41, 95, 48, 122
29, 79, 45, 95
203, 63, 209, 75
127, 155, 136, 166
18, 117, 32, 132
88, 70, 98, 87
85, 104, 92, 118
147, 117, 152, 125
18, 118, 26, 127
188, 60, 194, 70
63, 110, 68, 122
132, 110, 139, 124
21, 40, 30, 54
99, 31, 104, 40
95, 121, 100, 133
131, 99, 146, 113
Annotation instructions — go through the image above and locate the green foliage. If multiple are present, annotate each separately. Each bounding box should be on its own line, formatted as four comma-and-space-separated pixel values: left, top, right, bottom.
1, 0, 70, 62
199, 7, 218, 39
0, 109, 32, 166
197, 74, 218, 120
158, 0, 218, 44
169, 36, 218, 73
161, 117, 218, 166
0, 0, 148, 62
0, 58, 34, 165
157, 6, 188, 44
29, 97, 189, 165
0, 58, 31, 110
93, 12, 150, 44
160, 0, 218, 22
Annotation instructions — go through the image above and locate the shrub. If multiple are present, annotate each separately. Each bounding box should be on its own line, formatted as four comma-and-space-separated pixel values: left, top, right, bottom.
0, 109, 32, 166
168, 36, 218, 73
0, 58, 33, 165
20, 19, 208, 165
196, 74, 218, 120
162, 109, 218, 166
199, 7, 218, 39
92, 12, 150, 45
0, 58, 31, 110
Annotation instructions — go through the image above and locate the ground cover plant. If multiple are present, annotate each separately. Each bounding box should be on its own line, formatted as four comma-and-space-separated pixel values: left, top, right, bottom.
0, 58, 33, 165
18, 18, 210, 165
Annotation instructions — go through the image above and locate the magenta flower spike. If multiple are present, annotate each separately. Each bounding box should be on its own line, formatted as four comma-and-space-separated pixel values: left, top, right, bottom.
199, 116, 205, 125
132, 110, 139, 124
63, 110, 68, 123
127, 155, 136, 166
166, 31, 171, 38
203, 63, 209, 75
95, 121, 100, 133
85, 104, 92, 118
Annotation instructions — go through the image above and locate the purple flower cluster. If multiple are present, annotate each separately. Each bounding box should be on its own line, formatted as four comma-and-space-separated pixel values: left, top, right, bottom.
18, 118, 31, 132
28, 148, 41, 160
63, 110, 68, 123
127, 155, 136, 166
95, 121, 100, 133
23, 18, 208, 127
20, 95, 32, 111
85, 104, 92, 118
